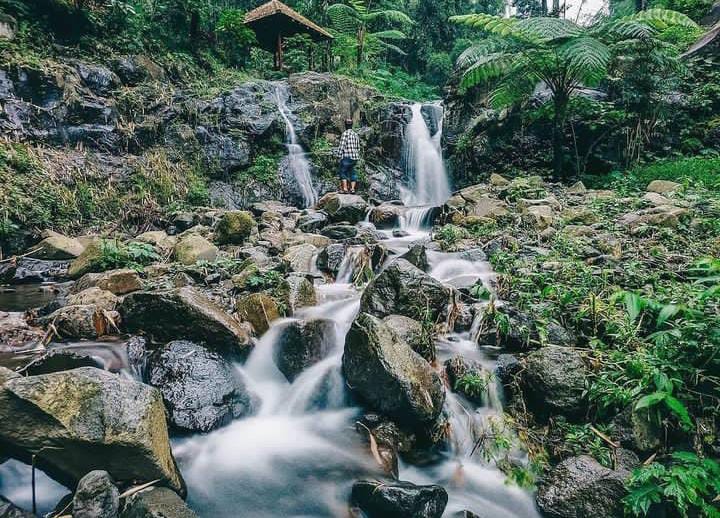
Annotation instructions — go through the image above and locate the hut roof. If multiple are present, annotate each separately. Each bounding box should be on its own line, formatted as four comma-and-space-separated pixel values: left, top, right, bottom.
245, 0, 333, 51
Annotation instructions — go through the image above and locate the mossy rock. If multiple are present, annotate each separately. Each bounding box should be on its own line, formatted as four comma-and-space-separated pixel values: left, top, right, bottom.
68, 240, 105, 279
236, 293, 280, 335
215, 211, 256, 245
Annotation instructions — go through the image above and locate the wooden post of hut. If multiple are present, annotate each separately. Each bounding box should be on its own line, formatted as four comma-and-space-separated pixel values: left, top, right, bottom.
245, 0, 333, 71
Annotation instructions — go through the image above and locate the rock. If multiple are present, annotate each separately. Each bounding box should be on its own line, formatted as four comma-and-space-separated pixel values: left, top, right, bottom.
120, 287, 251, 356
31, 230, 85, 260
495, 353, 521, 386
297, 211, 328, 233
0, 311, 44, 349
235, 292, 280, 335
287, 232, 330, 248
23, 348, 103, 376
135, 231, 177, 252
73, 268, 143, 295
283, 243, 318, 273
351, 480, 448, 518
382, 315, 433, 362
489, 174, 510, 187
361, 259, 454, 323
368, 203, 405, 228
174, 234, 218, 265
646, 180, 681, 193
45, 304, 118, 339
611, 405, 662, 453
148, 341, 255, 433
0, 366, 185, 494
278, 274, 316, 314
0, 495, 34, 518
120, 487, 196, 518
2, 258, 70, 284
67, 288, 119, 311
642, 192, 671, 206
444, 355, 490, 405
317, 244, 346, 274
522, 346, 587, 417
567, 181, 587, 194
215, 211, 256, 245
317, 192, 369, 224
399, 244, 428, 271
273, 319, 335, 382
73, 470, 120, 518
536, 455, 628, 518
466, 198, 508, 219
321, 224, 358, 240
343, 313, 445, 427
0, 14, 17, 41
524, 205, 554, 229
68, 240, 105, 279
619, 205, 690, 231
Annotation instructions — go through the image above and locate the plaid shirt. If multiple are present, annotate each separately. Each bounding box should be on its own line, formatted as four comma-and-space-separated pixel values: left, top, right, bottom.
337, 129, 361, 160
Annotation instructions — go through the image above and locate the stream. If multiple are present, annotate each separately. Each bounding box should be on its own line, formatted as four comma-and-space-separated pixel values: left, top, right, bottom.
0, 102, 540, 517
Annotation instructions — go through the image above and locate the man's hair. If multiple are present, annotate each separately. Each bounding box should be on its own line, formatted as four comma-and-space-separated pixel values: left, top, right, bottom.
345, 118, 353, 130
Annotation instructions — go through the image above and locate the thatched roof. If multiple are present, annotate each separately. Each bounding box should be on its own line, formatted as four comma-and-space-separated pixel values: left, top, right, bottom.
245, 0, 333, 51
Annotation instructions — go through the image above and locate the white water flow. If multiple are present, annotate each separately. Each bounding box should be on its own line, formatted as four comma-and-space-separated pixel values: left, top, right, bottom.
275, 85, 318, 209
399, 103, 452, 233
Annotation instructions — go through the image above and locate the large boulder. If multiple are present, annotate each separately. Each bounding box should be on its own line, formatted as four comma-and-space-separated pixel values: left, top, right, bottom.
382, 314, 433, 362
0, 311, 45, 349
72, 470, 120, 518
147, 341, 256, 433
73, 269, 142, 295
536, 455, 629, 517
120, 487, 196, 518
277, 274, 316, 314
0, 495, 34, 518
0, 367, 185, 495
67, 288, 119, 311
361, 259, 455, 323
215, 210, 256, 245
31, 230, 85, 260
343, 313, 445, 427
235, 293, 280, 335
522, 346, 587, 417
120, 287, 251, 356
68, 241, 105, 279
273, 319, 335, 382
351, 480, 448, 518
45, 304, 118, 339
22, 348, 102, 376
174, 234, 218, 265
282, 243, 318, 273
317, 192, 369, 224
135, 231, 177, 252
646, 180, 681, 194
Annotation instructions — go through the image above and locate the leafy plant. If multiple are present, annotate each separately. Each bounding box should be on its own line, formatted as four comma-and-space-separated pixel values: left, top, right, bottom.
96, 240, 161, 272
455, 372, 492, 400
635, 372, 693, 431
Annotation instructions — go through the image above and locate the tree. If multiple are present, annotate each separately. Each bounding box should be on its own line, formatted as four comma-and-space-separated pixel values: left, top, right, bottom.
450, 9, 698, 178
326, 0, 413, 67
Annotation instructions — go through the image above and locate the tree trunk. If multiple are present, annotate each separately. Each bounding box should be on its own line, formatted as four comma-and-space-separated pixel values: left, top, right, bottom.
552, 93, 569, 180
356, 26, 365, 67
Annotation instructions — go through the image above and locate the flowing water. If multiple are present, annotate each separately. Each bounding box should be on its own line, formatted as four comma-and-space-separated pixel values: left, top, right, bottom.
275, 84, 318, 209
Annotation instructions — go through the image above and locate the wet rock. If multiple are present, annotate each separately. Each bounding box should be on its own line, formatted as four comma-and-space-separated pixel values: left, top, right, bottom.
274, 319, 335, 382
361, 258, 454, 323
0, 311, 44, 349
174, 234, 218, 265
321, 224, 358, 240
73, 268, 142, 295
6, 258, 70, 284
343, 313, 445, 427
466, 198, 508, 219
22, 348, 102, 376
120, 487, 196, 518
148, 341, 255, 433
113, 55, 164, 85
287, 232, 329, 248
283, 243, 318, 273
73, 470, 120, 518
495, 353, 521, 387
399, 244, 428, 271
351, 480, 448, 518
67, 288, 119, 311
646, 180, 681, 193
444, 355, 490, 405
0, 366, 185, 495
317, 243, 346, 275
236, 292, 280, 335
383, 314, 433, 362
215, 211, 256, 245
120, 287, 252, 356
317, 193, 369, 224
68, 241, 106, 279
135, 231, 177, 252
0, 495, 34, 517
611, 405, 662, 453
31, 230, 85, 260
368, 202, 405, 228
278, 274, 316, 314
297, 211, 328, 233
536, 455, 628, 518
619, 205, 690, 231
45, 304, 118, 339
522, 346, 587, 418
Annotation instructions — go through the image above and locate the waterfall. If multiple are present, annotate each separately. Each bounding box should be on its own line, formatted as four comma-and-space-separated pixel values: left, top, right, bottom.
399, 103, 451, 232
274, 85, 318, 209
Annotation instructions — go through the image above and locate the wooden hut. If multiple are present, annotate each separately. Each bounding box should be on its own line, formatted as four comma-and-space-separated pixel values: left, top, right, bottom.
245, 0, 333, 70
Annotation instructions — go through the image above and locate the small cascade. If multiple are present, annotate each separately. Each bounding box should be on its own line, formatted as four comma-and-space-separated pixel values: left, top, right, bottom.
398, 103, 451, 232
274, 85, 318, 209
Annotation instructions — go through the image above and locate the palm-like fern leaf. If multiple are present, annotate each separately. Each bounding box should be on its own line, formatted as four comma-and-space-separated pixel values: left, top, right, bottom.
456, 39, 507, 69
630, 8, 698, 29
364, 9, 413, 25
559, 36, 611, 86
516, 17, 583, 42
326, 3, 361, 33
371, 30, 407, 41
450, 14, 519, 38
460, 52, 515, 89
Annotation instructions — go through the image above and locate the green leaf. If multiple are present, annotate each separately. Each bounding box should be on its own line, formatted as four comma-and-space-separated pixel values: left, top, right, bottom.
656, 304, 680, 328
664, 395, 693, 429
635, 391, 666, 410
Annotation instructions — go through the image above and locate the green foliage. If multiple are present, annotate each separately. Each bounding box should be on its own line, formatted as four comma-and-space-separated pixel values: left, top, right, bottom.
555, 421, 613, 467
245, 269, 283, 291
237, 155, 281, 187
434, 224, 468, 250
455, 372, 492, 399
215, 8, 256, 68
96, 240, 161, 271
624, 452, 720, 517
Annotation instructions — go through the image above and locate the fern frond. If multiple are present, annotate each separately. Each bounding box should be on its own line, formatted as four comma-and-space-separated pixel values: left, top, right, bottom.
460, 52, 515, 89
455, 39, 506, 69
600, 19, 656, 40
370, 30, 407, 41
450, 14, 519, 38
326, 3, 361, 33
516, 17, 583, 42
630, 8, 699, 29
364, 9, 413, 25
349, 0, 368, 16
559, 36, 611, 86
374, 39, 407, 55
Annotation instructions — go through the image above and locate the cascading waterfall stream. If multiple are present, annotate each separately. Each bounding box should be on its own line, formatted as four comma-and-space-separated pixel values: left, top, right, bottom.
274, 84, 318, 209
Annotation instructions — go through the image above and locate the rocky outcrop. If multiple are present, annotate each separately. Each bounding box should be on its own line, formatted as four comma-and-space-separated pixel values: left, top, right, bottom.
120, 487, 196, 518
120, 287, 251, 355
235, 292, 280, 336
273, 319, 335, 382
361, 259, 455, 323
0, 366, 185, 495
536, 455, 629, 517
316, 193, 369, 224
72, 470, 120, 518
147, 340, 256, 433
351, 480, 448, 518
343, 313, 445, 427
73, 269, 142, 295
522, 346, 588, 418
31, 230, 85, 260
214, 210, 256, 245
174, 234, 218, 265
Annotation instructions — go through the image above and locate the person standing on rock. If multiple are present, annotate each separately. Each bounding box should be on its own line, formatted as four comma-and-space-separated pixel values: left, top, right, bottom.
336, 118, 361, 194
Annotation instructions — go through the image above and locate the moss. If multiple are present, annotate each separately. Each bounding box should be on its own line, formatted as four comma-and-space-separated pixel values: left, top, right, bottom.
215, 211, 256, 245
